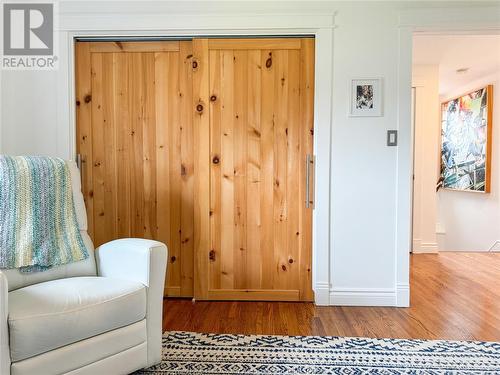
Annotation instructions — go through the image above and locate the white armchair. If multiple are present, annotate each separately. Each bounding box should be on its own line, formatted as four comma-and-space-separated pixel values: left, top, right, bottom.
0, 162, 167, 375
95, 239, 167, 367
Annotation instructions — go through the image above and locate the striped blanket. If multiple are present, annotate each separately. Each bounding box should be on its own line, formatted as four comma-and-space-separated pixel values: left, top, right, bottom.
0, 156, 88, 272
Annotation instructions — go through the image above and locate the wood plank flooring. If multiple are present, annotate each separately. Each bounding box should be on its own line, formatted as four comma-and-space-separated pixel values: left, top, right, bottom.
163, 252, 500, 341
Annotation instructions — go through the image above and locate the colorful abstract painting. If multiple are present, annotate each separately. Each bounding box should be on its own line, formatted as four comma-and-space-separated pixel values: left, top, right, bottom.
441, 86, 493, 192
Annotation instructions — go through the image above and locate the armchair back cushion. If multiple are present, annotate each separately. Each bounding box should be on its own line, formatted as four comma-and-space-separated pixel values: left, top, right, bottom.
2, 161, 97, 291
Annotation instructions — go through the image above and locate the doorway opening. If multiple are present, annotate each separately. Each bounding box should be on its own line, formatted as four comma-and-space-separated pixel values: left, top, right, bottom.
411, 32, 500, 253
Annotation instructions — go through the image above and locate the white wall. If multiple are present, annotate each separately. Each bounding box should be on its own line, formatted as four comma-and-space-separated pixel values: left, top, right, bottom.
413, 35, 500, 96
330, 6, 402, 304
1, 1, 499, 306
2, 71, 58, 155
411, 65, 440, 253
0, 68, 2, 153
437, 72, 500, 251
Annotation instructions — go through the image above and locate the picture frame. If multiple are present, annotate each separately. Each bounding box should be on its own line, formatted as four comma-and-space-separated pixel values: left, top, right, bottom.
349, 78, 383, 117
440, 85, 493, 193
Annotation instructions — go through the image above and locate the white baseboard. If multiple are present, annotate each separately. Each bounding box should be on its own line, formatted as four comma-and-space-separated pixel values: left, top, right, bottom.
329, 287, 396, 306
314, 282, 330, 306
412, 238, 438, 254
396, 283, 409, 307
412, 238, 421, 251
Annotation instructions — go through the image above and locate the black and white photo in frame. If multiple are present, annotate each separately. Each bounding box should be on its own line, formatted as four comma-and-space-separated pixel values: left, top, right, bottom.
350, 78, 383, 117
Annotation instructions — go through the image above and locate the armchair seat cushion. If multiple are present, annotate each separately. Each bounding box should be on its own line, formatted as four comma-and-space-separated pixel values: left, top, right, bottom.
8, 276, 146, 362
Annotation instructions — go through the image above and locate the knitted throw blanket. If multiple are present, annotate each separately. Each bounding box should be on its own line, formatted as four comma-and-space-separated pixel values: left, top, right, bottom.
0, 156, 88, 272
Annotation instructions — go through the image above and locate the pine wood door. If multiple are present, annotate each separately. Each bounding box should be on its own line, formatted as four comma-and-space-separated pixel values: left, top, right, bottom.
75, 41, 195, 297
193, 38, 315, 301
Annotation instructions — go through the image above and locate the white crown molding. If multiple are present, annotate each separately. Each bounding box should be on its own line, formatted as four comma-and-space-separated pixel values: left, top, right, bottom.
58, 1, 336, 32
59, 1, 338, 16
60, 14, 335, 33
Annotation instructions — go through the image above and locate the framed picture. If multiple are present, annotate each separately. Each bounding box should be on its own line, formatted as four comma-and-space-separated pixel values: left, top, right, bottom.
349, 78, 383, 117
440, 85, 493, 193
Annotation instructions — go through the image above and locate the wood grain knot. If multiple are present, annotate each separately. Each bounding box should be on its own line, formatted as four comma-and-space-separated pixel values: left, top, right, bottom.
209, 250, 216, 261
76, 100, 81, 106
265, 57, 272, 68
212, 155, 220, 165
210, 95, 217, 102
196, 103, 204, 113
288, 258, 294, 264
170, 256, 177, 263
84, 94, 92, 103
192, 60, 198, 70
281, 264, 287, 271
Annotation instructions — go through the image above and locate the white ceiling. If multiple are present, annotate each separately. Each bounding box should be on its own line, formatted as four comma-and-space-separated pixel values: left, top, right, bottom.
413, 34, 500, 95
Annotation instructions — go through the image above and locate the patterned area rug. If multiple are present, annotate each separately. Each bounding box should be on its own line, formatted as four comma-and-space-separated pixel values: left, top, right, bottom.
136, 331, 500, 374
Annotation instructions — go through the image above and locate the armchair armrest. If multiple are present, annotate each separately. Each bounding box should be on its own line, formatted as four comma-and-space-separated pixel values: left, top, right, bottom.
0, 271, 10, 374
95, 239, 167, 367
95, 238, 167, 286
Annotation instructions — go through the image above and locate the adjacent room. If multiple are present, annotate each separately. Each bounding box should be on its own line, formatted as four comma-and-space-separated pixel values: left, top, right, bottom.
409, 31, 500, 351
412, 33, 500, 253
0, 1, 499, 374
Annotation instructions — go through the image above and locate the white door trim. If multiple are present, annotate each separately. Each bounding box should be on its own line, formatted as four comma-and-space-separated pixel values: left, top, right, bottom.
395, 5, 500, 307
61, 12, 336, 305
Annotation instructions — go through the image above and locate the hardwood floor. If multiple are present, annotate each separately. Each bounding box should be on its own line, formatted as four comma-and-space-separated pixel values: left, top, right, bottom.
163, 252, 500, 341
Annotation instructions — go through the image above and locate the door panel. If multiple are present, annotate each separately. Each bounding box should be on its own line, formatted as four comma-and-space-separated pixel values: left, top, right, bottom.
75, 41, 194, 297
193, 38, 315, 301
76, 38, 314, 302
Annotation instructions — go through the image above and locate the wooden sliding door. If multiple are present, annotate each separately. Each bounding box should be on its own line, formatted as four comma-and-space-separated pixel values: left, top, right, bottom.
75, 41, 194, 297
76, 37, 315, 301
193, 38, 315, 301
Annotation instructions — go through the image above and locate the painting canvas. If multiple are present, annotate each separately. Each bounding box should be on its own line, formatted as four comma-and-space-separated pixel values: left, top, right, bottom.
440, 85, 493, 192
356, 85, 374, 109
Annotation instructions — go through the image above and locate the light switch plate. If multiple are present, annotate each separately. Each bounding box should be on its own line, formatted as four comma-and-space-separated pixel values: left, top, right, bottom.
387, 130, 398, 146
